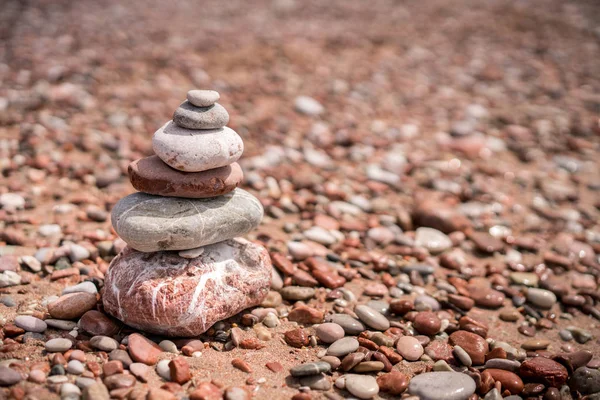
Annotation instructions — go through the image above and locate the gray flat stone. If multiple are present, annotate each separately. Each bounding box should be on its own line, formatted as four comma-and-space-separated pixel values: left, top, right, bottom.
290, 361, 331, 377
173, 101, 229, 130
355, 304, 390, 331
111, 188, 263, 252
327, 314, 366, 335
408, 371, 476, 400
14, 315, 47, 333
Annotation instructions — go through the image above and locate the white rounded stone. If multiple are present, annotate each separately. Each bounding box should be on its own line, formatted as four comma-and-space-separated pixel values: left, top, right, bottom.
152, 121, 243, 172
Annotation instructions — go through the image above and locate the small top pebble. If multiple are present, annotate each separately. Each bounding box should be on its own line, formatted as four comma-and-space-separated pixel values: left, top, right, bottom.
187, 90, 220, 107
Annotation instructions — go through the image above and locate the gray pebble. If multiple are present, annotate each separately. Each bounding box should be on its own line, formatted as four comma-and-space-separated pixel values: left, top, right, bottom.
60, 382, 81, 399
415, 295, 441, 311
14, 315, 47, 333
355, 305, 390, 331
408, 371, 476, 400
526, 288, 557, 309
173, 101, 229, 130
484, 358, 521, 372
0, 296, 16, 307
327, 337, 359, 357
570, 367, 600, 394
45, 338, 73, 352
0, 366, 22, 386
453, 345, 472, 367
366, 300, 389, 315
327, 314, 366, 335
75, 376, 97, 389
290, 361, 331, 377
66, 360, 84, 375
280, 286, 315, 301
45, 319, 78, 331
344, 374, 379, 399
299, 374, 331, 391
159, 340, 178, 353
559, 329, 573, 341
90, 336, 118, 352
62, 281, 98, 295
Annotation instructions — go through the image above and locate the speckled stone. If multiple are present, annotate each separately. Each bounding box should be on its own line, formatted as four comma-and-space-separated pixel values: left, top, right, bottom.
173, 101, 229, 130
152, 121, 243, 172
102, 238, 271, 337
111, 189, 263, 252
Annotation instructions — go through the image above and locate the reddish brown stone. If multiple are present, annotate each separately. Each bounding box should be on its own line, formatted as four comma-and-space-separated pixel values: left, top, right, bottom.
129, 156, 243, 198
169, 357, 191, 384
47, 292, 97, 320
231, 358, 252, 373
469, 287, 505, 308
377, 370, 409, 395
485, 347, 507, 361
189, 382, 222, 400
288, 305, 324, 324
78, 310, 120, 336
103, 360, 124, 377
127, 333, 162, 365
312, 269, 346, 289
519, 357, 568, 387
182, 340, 204, 355
486, 368, 524, 395
449, 331, 489, 365
284, 329, 309, 348
239, 338, 265, 350
448, 294, 475, 310
378, 346, 403, 364
389, 299, 414, 315
413, 311, 441, 336
271, 253, 296, 275
265, 362, 283, 372
424, 340, 455, 363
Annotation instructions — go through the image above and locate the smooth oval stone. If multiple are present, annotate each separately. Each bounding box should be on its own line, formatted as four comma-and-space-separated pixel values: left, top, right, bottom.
327, 314, 366, 335
90, 336, 119, 352
522, 339, 550, 350
14, 315, 47, 333
111, 189, 263, 252
299, 374, 332, 391
344, 374, 379, 399
62, 281, 98, 295
396, 336, 424, 361
408, 371, 476, 400
327, 337, 359, 357
415, 227, 452, 254
290, 361, 331, 377
129, 156, 243, 199
354, 305, 390, 331
187, 90, 220, 107
485, 359, 521, 372
316, 323, 345, 344
526, 288, 557, 309
0, 366, 22, 386
102, 238, 271, 337
45, 319, 78, 331
152, 121, 242, 172
280, 286, 315, 301
454, 345, 472, 367
173, 101, 229, 130
45, 338, 73, 352
570, 367, 600, 394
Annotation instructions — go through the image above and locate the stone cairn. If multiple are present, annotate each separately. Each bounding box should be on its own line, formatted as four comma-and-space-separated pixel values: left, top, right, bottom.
102, 90, 272, 337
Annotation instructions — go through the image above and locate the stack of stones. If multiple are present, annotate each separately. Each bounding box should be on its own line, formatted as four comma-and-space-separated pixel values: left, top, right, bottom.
102, 90, 271, 337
